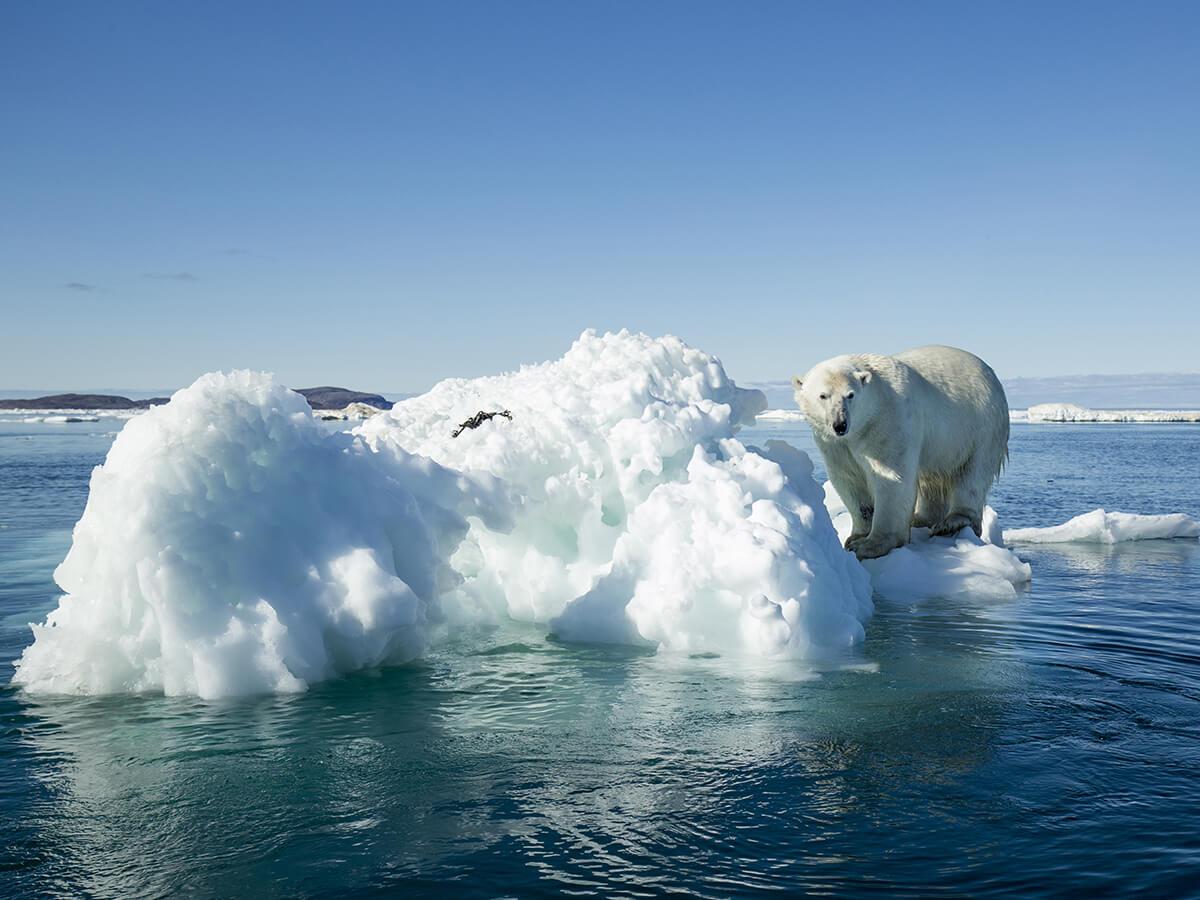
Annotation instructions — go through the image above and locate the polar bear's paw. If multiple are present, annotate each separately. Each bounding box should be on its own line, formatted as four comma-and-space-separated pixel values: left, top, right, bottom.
843, 532, 870, 552
852, 534, 905, 560
931, 513, 982, 538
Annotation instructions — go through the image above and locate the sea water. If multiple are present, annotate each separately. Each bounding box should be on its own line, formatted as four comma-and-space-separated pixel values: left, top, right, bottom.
1, 419, 1198, 896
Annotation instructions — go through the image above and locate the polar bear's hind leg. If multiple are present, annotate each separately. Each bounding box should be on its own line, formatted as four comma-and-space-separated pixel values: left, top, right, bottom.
932, 452, 993, 537
913, 472, 951, 529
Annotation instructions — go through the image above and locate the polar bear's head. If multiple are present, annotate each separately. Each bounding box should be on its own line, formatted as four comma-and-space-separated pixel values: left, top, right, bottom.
792, 356, 874, 441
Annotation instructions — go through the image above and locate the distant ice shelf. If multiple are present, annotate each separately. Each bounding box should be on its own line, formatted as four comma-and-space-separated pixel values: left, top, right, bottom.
752, 405, 1200, 426
1012, 403, 1200, 423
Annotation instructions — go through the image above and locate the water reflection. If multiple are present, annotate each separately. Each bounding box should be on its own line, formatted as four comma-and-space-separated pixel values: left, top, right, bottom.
6, 422, 1198, 895
1008, 535, 1200, 578
9, 592, 1035, 897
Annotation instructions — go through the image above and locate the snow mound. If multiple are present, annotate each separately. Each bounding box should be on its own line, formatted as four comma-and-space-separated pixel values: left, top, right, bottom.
358, 330, 872, 657
12, 371, 509, 698
823, 483, 1032, 600
1004, 509, 1200, 544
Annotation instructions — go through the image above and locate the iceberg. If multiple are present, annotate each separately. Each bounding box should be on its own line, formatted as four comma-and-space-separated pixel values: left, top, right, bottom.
15, 332, 875, 697
1004, 509, 1200, 544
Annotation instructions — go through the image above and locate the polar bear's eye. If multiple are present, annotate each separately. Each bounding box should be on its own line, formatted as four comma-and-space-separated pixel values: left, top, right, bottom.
847, 391, 855, 399
819, 394, 827, 400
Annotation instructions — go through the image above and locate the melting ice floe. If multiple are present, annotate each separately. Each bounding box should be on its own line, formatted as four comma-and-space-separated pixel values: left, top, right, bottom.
0, 409, 140, 424
14, 332, 874, 697
1004, 510, 1200, 544
821, 483, 1033, 600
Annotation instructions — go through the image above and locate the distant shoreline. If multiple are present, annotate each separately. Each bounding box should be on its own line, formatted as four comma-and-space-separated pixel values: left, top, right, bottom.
5, 395, 1200, 426
0, 393, 169, 411
0, 386, 392, 413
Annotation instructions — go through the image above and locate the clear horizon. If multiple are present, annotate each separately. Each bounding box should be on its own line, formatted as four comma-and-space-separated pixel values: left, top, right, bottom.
6, 368, 1200, 413
3, 366, 1200, 394
3, 2, 1198, 389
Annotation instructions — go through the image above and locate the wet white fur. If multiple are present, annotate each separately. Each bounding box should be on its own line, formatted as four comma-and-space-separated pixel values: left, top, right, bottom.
793, 346, 1009, 559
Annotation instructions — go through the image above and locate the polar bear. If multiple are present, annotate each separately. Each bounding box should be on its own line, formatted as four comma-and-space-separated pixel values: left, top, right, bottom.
792, 346, 1009, 560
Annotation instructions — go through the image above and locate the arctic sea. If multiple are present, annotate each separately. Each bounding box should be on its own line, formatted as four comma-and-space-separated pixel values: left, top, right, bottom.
2, 419, 1198, 897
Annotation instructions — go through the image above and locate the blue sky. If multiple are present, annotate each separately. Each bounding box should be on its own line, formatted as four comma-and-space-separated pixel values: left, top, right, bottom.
2, 1, 1197, 393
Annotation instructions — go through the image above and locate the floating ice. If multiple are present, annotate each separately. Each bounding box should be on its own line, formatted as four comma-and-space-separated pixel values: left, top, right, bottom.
12, 371, 510, 698
42, 415, 101, 424
16, 414, 102, 423
1, 408, 140, 424
753, 408, 807, 423
359, 330, 873, 658
822, 483, 1032, 600
1004, 509, 1200, 544
315, 401, 388, 422
15, 332, 878, 697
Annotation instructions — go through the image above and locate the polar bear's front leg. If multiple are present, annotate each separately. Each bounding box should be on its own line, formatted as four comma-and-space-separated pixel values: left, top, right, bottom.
825, 458, 873, 551
854, 453, 919, 560
843, 505, 874, 554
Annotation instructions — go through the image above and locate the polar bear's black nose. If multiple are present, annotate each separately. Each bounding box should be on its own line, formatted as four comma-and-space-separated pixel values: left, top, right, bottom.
833, 420, 848, 436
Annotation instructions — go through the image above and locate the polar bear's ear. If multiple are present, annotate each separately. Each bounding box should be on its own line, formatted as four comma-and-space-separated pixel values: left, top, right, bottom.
791, 375, 803, 390
854, 370, 872, 384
